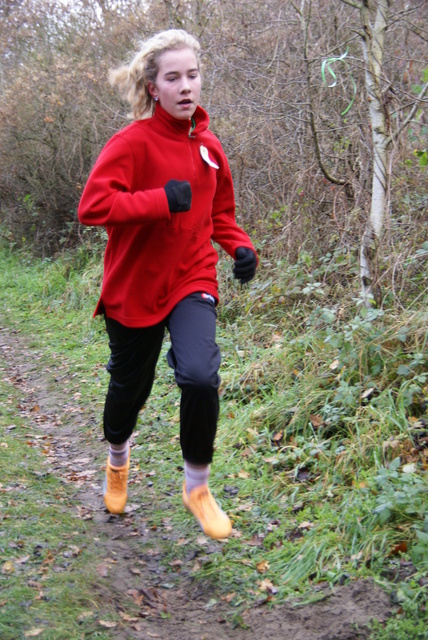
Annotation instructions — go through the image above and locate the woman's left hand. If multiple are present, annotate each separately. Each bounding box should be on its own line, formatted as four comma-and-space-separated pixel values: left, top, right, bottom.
233, 247, 257, 285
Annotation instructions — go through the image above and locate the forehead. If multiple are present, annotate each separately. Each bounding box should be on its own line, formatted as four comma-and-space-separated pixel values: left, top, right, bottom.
157, 48, 199, 74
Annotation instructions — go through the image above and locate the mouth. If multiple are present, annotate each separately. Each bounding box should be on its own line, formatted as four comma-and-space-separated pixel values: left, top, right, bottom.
178, 99, 193, 106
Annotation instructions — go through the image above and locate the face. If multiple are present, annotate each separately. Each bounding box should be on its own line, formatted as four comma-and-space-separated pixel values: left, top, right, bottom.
150, 48, 201, 120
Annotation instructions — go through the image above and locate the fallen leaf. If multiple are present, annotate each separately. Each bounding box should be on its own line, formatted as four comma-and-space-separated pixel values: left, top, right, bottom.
24, 630, 44, 638
99, 620, 117, 628
15, 555, 31, 564
170, 559, 183, 567
42, 551, 54, 566
8, 540, 24, 549
2, 560, 14, 574
205, 598, 217, 609
238, 470, 250, 479
246, 427, 258, 442
119, 612, 139, 622
383, 438, 400, 452
77, 611, 93, 621
124, 503, 140, 513
309, 414, 323, 428
402, 463, 417, 474
263, 455, 278, 464
272, 431, 283, 444
259, 578, 274, 591
127, 589, 144, 607
221, 592, 236, 603
292, 501, 304, 512
241, 558, 253, 566
130, 567, 141, 575
231, 501, 249, 515
176, 538, 191, 546
352, 480, 368, 489
67, 545, 81, 556
256, 560, 269, 574
389, 542, 408, 556
298, 521, 314, 530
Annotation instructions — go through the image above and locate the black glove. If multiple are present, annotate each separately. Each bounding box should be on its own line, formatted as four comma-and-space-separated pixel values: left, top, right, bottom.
164, 180, 192, 213
233, 247, 257, 284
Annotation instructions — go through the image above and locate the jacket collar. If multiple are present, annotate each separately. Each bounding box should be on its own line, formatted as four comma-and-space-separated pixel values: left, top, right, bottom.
152, 103, 209, 136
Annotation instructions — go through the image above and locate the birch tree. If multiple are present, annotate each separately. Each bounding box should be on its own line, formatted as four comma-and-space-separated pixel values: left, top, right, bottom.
347, 0, 428, 305
297, 0, 428, 305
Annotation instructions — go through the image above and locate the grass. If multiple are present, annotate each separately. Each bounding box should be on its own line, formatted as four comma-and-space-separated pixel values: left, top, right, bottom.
0, 242, 427, 638
0, 374, 116, 639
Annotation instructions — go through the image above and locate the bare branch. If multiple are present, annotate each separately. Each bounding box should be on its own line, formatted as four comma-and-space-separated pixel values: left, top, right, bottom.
297, 0, 347, 186
288, 0, 302, 17
386, 80, 428, 146
340, 0, 362, 9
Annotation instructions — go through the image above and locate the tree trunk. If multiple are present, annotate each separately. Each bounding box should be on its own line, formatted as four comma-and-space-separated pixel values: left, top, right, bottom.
358, 0, 389, 306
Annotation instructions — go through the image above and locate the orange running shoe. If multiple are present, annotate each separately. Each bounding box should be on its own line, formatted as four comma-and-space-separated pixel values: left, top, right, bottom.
182, 483, 232, 540
103, 454, 130, 514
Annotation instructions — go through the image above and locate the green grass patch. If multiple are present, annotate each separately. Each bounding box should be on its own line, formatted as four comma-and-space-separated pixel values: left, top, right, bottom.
0, 376, 117, 639
0, 244, 427, 637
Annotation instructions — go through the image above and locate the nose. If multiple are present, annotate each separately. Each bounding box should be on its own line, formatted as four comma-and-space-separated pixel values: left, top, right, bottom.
180, 76, 191, 93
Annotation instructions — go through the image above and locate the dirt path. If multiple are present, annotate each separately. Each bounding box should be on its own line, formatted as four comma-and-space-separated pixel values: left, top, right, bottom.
0, 325, 392, 640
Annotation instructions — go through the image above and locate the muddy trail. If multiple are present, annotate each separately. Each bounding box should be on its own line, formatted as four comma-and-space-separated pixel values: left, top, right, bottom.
0, 325, 392, 640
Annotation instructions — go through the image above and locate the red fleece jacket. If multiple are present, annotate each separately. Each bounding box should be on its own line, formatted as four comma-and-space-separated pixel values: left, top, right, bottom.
78, 104, 257, 327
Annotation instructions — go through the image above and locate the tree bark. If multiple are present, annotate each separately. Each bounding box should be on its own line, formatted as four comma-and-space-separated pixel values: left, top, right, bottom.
359, 0, 389, 305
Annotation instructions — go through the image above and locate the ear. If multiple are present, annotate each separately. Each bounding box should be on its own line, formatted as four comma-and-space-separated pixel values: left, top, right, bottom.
147, 81, 157, 99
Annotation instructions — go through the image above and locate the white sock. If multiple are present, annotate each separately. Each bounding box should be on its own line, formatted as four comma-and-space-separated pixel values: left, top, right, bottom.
108, 440, 130, 468
184, 461, 210, 495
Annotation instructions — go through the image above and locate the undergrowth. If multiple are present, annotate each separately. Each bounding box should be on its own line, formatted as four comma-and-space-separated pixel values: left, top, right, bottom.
0, 241, 427, 638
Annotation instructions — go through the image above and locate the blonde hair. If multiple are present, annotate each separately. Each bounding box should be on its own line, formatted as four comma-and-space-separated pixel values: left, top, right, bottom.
109, 29, 201, 120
